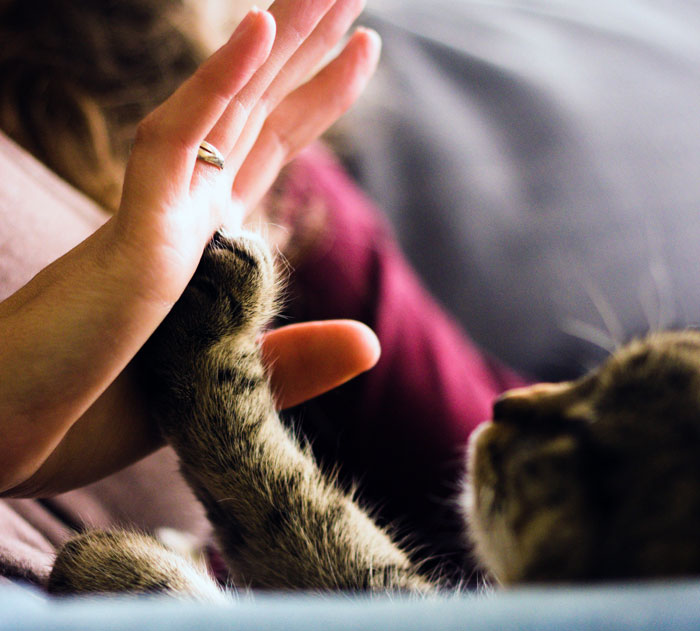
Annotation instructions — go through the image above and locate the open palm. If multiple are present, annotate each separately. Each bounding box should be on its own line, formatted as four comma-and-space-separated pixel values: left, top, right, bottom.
115, 0, 380, 307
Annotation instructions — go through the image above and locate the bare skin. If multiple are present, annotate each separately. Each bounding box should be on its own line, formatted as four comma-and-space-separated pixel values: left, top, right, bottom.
0, 0, 381, 496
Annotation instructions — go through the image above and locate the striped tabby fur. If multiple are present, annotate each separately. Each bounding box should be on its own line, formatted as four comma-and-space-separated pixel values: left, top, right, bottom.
49, 233, 431, 599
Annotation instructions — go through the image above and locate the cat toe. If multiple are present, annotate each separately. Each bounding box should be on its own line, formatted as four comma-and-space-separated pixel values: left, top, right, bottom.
198, 231, 277, 332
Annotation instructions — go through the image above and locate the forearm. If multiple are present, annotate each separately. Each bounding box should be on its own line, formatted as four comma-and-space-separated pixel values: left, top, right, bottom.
0, 244, 381, 498
0, 218, 173, 493
1, 366, 163, 498
204, 417, 431, 592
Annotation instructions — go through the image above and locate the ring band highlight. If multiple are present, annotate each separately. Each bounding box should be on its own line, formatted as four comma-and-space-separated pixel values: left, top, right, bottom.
197, 140, 225, 170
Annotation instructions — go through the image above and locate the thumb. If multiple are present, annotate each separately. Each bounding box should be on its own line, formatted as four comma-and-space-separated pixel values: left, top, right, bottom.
260, 320, 381, 410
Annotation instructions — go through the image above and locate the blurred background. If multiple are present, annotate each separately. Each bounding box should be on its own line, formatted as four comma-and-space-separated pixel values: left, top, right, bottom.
195, 0, 700, 379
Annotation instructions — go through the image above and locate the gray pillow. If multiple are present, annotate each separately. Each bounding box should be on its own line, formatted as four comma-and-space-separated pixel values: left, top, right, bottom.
342, 0, 700, 379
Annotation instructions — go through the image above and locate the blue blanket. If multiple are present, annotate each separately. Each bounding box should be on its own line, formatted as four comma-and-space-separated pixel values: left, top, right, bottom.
3, 581, 699, 631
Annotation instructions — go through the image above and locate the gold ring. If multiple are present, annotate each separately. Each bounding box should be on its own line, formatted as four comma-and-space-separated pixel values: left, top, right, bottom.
197, 140, 225, 170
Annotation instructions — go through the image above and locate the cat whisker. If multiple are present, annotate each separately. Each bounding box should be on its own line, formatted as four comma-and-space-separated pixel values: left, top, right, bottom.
638, 204, 676, 334
638, 258, 677, 335
576, 275, 625, 349
559, 317, 617, 355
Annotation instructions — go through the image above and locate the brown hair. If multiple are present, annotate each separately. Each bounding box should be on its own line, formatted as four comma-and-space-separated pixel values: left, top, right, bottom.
0, 0, 206, 210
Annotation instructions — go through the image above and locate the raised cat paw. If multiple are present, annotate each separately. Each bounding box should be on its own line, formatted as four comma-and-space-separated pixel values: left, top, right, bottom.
191, 231, 277, 337
173, 230, 276, 343
140, 231, 276, 377
136, 230, 278, 444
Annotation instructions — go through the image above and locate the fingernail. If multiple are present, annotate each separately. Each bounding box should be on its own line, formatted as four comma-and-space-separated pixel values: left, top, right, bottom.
228, 6, 263, 42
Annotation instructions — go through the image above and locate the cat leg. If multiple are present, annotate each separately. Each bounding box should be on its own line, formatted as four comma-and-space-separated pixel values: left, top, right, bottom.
139, 233, 435, 593
48, 530, 228, 602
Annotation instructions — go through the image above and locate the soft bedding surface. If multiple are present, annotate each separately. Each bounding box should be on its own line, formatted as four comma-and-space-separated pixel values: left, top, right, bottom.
2, 580, 700, 631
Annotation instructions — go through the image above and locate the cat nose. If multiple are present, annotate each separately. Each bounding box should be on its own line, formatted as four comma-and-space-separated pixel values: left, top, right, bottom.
492, 383, 569, 423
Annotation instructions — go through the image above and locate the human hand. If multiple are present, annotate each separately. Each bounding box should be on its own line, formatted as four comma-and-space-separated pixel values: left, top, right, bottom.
114, 0, 381, 307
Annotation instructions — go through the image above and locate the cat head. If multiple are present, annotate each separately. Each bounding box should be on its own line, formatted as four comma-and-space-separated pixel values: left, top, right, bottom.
466, 330, 700, 584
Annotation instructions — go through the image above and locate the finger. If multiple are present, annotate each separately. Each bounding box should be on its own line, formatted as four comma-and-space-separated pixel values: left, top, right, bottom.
204, 0, 338, 160
123, 8, 275, 202
253, 0, 367, 123
261, 320, 381, 410
234, 28, 381, 209
222, 0, 367, 180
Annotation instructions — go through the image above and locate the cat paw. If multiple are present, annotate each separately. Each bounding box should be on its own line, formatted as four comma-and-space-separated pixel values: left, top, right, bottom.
136, 230, 277, 420
48, 530, 226, 602
190, 230, 277, 337
143, 231, 276, 365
